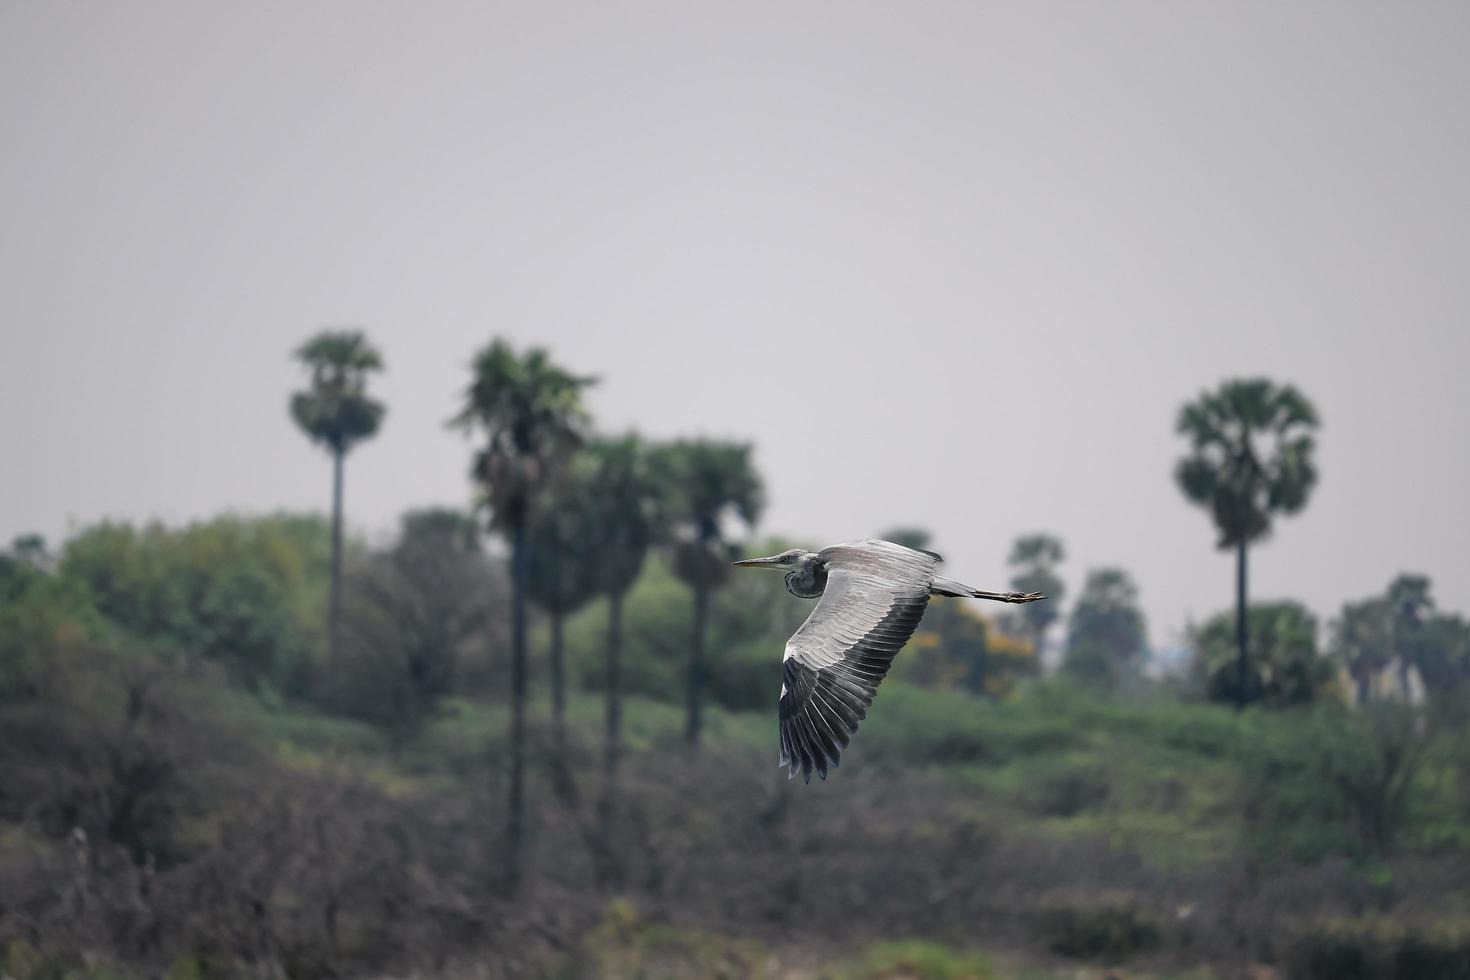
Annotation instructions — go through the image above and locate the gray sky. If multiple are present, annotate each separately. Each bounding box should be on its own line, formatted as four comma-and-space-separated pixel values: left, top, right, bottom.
3, 1, 1468, 644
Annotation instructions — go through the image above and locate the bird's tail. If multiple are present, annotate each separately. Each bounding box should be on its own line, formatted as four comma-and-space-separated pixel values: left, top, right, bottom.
931, 576, 1045, 603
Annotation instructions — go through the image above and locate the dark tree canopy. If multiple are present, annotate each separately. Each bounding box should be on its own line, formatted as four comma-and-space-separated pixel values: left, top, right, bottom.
652, 439, 765, 590
1175, 378, 1319, 549
524, 470, 602, 620
451, 340, 596, 532
1332, 574, 1470, 699
289, 329, 386, 455
1197, 601, 1332, 707
582, 435, 668, 600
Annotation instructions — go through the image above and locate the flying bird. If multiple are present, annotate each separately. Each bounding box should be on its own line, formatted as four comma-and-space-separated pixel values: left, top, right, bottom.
734, 539, 1044, 783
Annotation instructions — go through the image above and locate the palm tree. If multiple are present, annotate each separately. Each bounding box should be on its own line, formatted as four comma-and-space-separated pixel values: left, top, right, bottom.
651, 439, 764, 747
451, 340, 594, 894
524, 473, 600, 748
580, 435, 666, 859
289, 329, 385, 665
1008, 534, 1066, 660
1174, 378, 1319, 708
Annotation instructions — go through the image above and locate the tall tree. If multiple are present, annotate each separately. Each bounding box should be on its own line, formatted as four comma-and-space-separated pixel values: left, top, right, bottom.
1063, 567, 1147, 688
651, 440, 764, 747
1174, 378, 1319, 708
289, 329, 385, 666
337, 508, 497, 738
524, 474, 600, 748
451, 340, 594, 894
1008, 533, 1066, 661
580, 435, 666, 867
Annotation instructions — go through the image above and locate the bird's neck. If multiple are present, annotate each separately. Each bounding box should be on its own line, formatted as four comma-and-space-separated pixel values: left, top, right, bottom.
784, 556, 827, 599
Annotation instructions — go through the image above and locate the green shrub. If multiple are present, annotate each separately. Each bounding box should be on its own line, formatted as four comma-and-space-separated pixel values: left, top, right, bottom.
1240, 703, 1433, 861
846, 939, 994, 979
59, 516, 329, 691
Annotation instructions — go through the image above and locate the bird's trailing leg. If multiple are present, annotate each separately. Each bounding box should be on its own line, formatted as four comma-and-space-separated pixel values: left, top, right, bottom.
931, 575, 1045, 603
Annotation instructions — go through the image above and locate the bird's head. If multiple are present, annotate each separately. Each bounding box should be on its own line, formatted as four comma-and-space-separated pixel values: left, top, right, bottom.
732, 548, 807, 570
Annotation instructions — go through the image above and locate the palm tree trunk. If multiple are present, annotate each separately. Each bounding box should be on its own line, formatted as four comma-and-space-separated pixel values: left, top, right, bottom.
549, 610, 565, 750
597, 590, 624, 882
686, 585, 707, 746
604, 590, 624, 788
505, 520, 529, 894
328, 447, 344, 666
1234, 539, 1248, 709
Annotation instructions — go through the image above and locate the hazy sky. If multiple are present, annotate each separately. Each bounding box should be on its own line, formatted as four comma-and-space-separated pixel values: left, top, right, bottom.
3, 2, 1468, 644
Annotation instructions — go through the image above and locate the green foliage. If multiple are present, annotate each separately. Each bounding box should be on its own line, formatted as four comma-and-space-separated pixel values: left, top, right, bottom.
0, 565, 105, 702
57, 517, 328, 691
840, 939, 995, 979
1196, 601, 1334, 707
525, 434, 669, 618
524, 474, 602, 620
652, 440, 765, 545
1334, 574, 1470, 700
288, 328, 386, 455
1410, 613, 1470, 695
1063, 567, 1147, 689
1174, 377, 1320, 549
1239, 703, 1433, 860
858, 683, 1084, 766
580, 434, 668, 599
652, 438, 765, 591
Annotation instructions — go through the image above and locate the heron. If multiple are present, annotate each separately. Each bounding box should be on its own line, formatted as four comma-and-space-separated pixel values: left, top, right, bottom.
734, 539, 1044, 782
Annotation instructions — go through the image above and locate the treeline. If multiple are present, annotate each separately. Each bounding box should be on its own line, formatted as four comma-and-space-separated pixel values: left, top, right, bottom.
3, 337, 1470, 978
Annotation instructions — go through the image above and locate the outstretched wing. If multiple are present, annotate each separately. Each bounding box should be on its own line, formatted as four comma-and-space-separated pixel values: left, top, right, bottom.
778, 541, 939, 782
